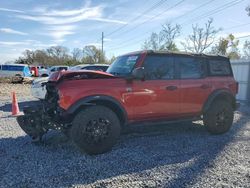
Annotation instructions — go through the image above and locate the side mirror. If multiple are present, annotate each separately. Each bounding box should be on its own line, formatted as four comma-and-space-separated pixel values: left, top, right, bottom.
132, 67, 145, 80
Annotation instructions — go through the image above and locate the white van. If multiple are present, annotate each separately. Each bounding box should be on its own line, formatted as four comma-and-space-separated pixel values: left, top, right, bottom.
0, 64, 32, 78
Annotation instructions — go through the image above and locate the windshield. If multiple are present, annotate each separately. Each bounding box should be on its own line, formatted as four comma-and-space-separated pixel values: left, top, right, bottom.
107, 55, 140, 77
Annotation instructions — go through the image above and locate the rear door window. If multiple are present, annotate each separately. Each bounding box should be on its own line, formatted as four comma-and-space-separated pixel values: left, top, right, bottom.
177, 57, 204, 79
143, 55, 174, 80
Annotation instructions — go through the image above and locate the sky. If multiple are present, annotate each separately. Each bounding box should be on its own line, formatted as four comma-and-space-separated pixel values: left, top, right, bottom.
0, 0, 250, 63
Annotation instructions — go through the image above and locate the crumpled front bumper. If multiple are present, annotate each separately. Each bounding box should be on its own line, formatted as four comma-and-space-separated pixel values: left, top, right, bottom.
16, 106, 48, 140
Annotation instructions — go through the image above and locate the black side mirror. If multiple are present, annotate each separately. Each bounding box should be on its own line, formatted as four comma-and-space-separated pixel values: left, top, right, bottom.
132, 67, 145, 80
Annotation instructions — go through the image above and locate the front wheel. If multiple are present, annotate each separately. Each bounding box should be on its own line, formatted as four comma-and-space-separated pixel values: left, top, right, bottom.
70, 106, 121, 155
203, 100, 234, 134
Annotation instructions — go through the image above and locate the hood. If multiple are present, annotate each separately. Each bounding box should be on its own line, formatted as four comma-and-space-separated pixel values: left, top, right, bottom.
48, 70, 115, 82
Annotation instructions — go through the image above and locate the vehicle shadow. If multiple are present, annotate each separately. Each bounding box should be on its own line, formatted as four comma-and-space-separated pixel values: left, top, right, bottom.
1, 100, 41, 113
0, 107, 248, 187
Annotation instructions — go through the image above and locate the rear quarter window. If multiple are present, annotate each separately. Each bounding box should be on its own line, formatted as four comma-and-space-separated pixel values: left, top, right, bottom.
209, 60, 232, 76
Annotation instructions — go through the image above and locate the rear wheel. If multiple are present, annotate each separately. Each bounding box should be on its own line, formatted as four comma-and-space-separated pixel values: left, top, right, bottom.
70, 106, 121, 155
203, 100, 234, 134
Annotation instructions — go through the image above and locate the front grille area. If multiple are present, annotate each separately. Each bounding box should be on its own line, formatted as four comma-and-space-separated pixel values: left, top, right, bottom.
44, 82, 59, 117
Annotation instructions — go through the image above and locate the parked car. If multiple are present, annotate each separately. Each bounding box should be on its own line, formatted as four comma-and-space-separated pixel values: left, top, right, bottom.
0, 64, 32, 82
31, 77, 49, 99
17, 51, 239, 155
30, 66, 47, 77
31, 64, 109, 99
70, 64, 109, 72
39, 66, 69, 77
30, 66, 39, 77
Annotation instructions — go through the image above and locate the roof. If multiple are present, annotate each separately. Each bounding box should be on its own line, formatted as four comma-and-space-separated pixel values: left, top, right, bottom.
50, 65, 69, 68
123, 50, 229, 60
72, 64, 109, 67
1, 64, 29, 66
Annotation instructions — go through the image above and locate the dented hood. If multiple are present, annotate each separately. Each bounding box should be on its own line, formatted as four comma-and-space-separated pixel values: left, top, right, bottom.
48, 70, 115, 82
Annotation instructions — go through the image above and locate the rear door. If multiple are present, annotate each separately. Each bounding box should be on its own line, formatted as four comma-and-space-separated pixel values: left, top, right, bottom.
177, 56, 211, 116
131, 54, 180, 121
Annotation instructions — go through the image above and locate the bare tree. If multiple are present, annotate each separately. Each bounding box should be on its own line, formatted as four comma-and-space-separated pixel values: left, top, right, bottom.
72, 48, 83, 62
33, 50, 49, 65
142, 23, 181, 51
46, 46, 70, 64
182, 19, 221, 53
22, 50, 35, 64
82, 45, 105, 64
142, 32, 164, 50
108, 56, 116, 64
161, 23, 181, 51
210, 34, 240, 59
246, 5, 250, 16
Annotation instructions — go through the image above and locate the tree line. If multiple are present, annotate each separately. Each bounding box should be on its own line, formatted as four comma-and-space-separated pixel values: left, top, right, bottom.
16, 45, 116, 66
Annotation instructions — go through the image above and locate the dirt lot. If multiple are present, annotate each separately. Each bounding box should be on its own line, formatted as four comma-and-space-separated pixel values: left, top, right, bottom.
0, 83, 250, 188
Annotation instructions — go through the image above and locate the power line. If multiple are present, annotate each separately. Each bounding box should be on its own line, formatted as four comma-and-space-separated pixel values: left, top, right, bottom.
172, 0, 216, 22
106, 0, 246, 51
236, 34, 250, 39
106, 0, 216, 50
105, 0, 169, 37
95, 0, 169, 43
224, 22, 250, 30
181, 0, 245, 26
112, 0, 186, 38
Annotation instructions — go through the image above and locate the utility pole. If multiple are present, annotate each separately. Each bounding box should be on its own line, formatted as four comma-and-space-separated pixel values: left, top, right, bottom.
101, 32, 104, 53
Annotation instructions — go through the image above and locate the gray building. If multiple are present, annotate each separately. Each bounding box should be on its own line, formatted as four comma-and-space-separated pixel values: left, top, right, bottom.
231, 60, 250, 103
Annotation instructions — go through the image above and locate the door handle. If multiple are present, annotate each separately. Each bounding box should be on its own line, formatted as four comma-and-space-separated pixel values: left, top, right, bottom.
166, 86, 177, 91
200, 84, 210, 89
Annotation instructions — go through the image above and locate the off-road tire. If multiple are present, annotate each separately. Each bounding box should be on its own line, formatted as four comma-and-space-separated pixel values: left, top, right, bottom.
70, 105, 121, 155
203, 100, 234, 134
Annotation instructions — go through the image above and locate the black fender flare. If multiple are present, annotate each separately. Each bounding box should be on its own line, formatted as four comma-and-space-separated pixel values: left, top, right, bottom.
66, 95, 128, 124
202, 89, 236, 113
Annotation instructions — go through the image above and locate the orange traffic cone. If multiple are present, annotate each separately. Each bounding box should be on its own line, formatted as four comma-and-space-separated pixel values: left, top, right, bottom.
12, 92, 20, 116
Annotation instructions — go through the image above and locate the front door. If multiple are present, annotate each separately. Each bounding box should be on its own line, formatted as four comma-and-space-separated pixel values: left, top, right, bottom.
131, 54, 180, 121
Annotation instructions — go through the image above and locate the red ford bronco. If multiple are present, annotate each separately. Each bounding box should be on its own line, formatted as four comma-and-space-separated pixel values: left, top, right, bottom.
17, 51, 239, 155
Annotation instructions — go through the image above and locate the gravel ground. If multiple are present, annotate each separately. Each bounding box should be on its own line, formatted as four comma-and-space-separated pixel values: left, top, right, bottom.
0, 83, 250, 188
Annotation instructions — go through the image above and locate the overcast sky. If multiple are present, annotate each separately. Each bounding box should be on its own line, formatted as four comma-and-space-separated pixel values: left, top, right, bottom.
0, 0, 249, 63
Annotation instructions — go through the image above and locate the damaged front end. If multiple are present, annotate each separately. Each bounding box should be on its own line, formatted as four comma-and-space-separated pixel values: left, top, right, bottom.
16, 70, 115, 142
16, 82, 68, 141
16, 106, 52, 141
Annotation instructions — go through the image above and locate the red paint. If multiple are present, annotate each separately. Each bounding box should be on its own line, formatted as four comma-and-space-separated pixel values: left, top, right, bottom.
54, 51, 238, 123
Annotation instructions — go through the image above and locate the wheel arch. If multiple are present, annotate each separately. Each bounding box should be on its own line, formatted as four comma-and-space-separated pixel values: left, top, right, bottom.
67, 95, 128, 126
202, 89, 236, 113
